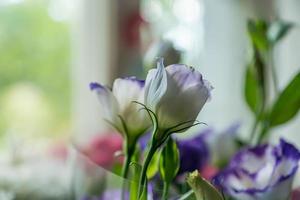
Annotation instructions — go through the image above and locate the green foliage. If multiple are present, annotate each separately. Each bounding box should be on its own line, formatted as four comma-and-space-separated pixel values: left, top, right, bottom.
245, 65, 260, 113
268, 21, 293, 45
269, 72, 300, 127
245, 19, 295, 143
0, 1, 70, 137
244, 51, 265, 116
159, 137, 180, 184
247, 19, 293, 52
247, 20, 270, 52
146, 150, 160, 179
186, 171, 223, 200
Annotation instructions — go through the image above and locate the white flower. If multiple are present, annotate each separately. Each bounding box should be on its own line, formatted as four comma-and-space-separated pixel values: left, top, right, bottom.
144, 59, 212, 133
214, 139, 300, 200
90, 77, 151, 138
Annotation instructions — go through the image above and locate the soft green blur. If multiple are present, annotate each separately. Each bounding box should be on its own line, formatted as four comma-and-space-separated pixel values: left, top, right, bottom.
0, 1, 71, 142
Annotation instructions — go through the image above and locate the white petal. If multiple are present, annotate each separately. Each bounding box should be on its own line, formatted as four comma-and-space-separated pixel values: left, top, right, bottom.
90, 82, 119, 123
144, 58, 168, 111
112, 78, 150, 136
156, 80, 210, 130
112, 77, 144, 111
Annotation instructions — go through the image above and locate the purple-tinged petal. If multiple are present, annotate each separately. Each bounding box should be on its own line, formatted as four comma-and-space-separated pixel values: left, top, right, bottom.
122, 76, 145, 87
90, 82, 104, 91
90, 82, 119, 123
166, 64, 203, 89
214, 139, 300, 200
144, 59, 212, 135
279, 139, 300, 161
177, 134, 210, 175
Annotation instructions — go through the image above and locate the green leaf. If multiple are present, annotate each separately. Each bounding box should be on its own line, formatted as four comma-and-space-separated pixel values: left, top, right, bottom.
245, 64, 261, 114
269, 72, 300, 126
159, 137, 180, 183
244, 48, 266, 116
247, 19, 270, 52
146, 150, 160, 179
186, 171, 223, 200
268, 21, 293, 44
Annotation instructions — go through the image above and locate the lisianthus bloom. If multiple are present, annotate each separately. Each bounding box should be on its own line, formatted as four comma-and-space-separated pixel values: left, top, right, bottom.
292, 187, 300, 200
176, 124, 239, 176
201, 123, 240, 166
214, 139, 300, 200
81, 132, 123, 169
144, 59, 212, 137
177, 133, 209, 175
90, 77, 151, 140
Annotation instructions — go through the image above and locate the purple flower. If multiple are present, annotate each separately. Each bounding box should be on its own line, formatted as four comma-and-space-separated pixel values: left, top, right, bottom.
90, 77, 151, 138
177, 133, 209, 175
203, 123, 240, 166
144, 59, 212, 134
214, 139, 300, 200
176, 124, 240, 175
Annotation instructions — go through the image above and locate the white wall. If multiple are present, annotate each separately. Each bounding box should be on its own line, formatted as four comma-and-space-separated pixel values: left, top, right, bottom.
71, 0, 118, 143
273, 0, 300, 144
200, 0, 250, 138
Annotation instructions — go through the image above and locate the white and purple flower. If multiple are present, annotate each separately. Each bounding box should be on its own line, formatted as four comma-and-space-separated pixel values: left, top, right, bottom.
202, 123, 240, 167
214, 139, 300, 200
177, 133, 210, 175
175, 124, 239, 179
90, 77, 151, 139
144, 59, 212, 134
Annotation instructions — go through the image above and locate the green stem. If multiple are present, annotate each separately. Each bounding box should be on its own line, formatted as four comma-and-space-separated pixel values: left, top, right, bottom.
162, 182, 169, 200
269, 47, 279, 95
249, 117, 259, 145
137, 141, 157, 198
122, 136, 138, 178
250, 103, 266, 145
121, 138, 137, 200
121, 148, 133, 179
257, 122, 269, 144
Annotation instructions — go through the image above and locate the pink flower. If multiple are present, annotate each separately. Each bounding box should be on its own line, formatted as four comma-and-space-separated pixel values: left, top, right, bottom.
292, 187, 300, 200
201, 165, 219, 180
83, 132, 123, 169
48, 140, 68, 161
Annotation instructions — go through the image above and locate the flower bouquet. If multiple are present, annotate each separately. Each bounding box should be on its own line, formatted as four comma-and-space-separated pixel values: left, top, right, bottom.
1, 18, 300, 200
83, 19, 300, 200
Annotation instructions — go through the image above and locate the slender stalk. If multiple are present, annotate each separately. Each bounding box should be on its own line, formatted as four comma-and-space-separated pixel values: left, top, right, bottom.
249, 117, 259, 145
162, 182, 169, 200
121, 136, 138, 200
257, 122, 269, 144
121, 146, 134, 179
121, 147, 134, 200
269, 48, 279, 95
137, 142, 157, 198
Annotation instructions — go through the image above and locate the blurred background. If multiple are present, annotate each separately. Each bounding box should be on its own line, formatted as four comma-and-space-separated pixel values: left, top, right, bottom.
2, 0, 299, 144
0, 0, 300, 198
